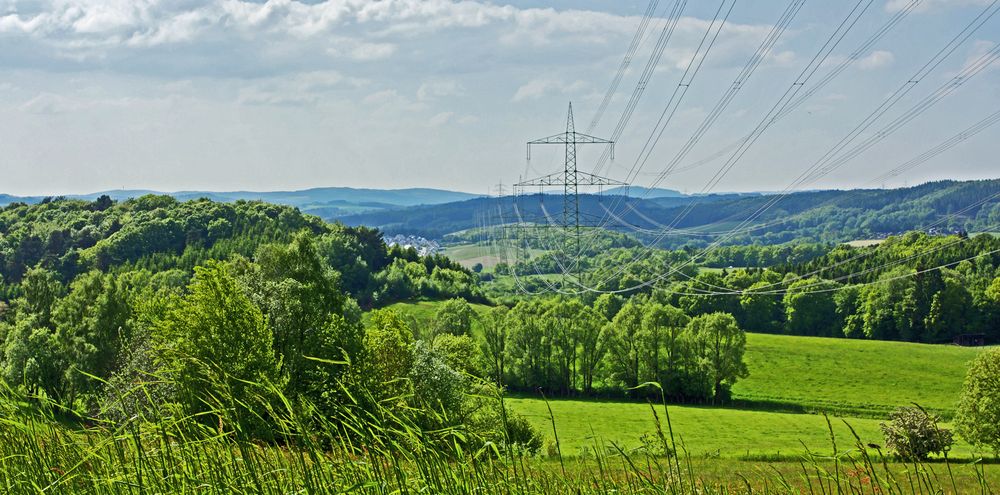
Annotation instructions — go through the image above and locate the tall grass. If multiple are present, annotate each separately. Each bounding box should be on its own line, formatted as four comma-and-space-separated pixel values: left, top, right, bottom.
0, 378, 994, 494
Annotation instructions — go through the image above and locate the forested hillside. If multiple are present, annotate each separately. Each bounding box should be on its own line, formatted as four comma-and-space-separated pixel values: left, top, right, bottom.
341, 179, 1000, 245
0, 187, 481, 219
0, 195, 481, 306
0, 195, 529, 454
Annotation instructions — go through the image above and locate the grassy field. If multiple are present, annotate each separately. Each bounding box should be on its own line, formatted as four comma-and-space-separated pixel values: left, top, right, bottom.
378, 302, 989, 461
376, 300, 494, 334
506, 396, 985, 460
440, 242, 546, 270
733, 333, 983, 418
846, 239, 887, 247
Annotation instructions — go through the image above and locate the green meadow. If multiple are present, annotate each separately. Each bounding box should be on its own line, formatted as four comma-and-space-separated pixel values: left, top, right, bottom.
506, 332, 986, 459
732, 333, 982, 418
505, 396, 980, 459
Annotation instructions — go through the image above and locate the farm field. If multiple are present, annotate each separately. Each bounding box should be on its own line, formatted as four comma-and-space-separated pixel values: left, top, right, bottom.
385, 301, 988, 459
505, 396, 982, 459
385, 302, 980, 418
506, 333, 985, 458
732, 333, 982, 417
845, 239, 887, 247
440, 242, 546, 270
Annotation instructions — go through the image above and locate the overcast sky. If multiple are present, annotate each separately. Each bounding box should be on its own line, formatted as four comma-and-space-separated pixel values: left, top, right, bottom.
0, 0, 998, 196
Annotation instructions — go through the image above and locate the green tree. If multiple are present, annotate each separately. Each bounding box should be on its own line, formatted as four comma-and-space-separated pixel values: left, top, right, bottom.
433, 298, 476, 337
363, 309, 414, 402
684, 313, 748, 400
155, 261, 279, 431
593, 293, 624, 321
603, 300, 644, 391
479, 306, 508, 386
19, 267, 64, 327
576, 306, 606, 394
739, 282, 782, 333
783, 278, 840, 337
240, 233, 363, 407
639, 303, 689, 385
505, 302, 545, 390
955, 348, 1000, 452
923, 276, 972, 342
2, 315, 64, 399
432, 333, 482, 377
52, 271, 131, 405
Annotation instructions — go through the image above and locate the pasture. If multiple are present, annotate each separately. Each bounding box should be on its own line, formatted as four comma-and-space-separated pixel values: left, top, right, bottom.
505, 397, 983, 459
733, 333, 981, 418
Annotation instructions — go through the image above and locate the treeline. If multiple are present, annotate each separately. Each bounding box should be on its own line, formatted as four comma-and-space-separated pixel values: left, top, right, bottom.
0, 195, 482, 307
638, 233, 1000, 343
497, 232, 1000, 344
420, 297, 749, 402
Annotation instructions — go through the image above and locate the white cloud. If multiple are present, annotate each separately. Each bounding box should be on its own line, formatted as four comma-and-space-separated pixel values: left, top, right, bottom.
18, 91, 149, 114
425, 111, 477, 126
885, 0, 993, 13
0, 1, 777, 77
955, 40, 1000, 75
511, 78, 589, 102
428, 111, 455, 127
361, 88, 426, 111
237, 70, 365, 106
417, 79, 464, 101
855, 50, 894, 70
767, 50, 797, 67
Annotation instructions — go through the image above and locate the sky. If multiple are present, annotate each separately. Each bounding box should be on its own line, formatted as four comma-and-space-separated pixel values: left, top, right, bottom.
0, 0, 998, 196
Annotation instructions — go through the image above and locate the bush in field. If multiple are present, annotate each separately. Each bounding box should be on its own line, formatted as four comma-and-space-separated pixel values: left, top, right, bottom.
955, 348, 1000, 452
433, 298, 476, 337
880, 406, 953, 460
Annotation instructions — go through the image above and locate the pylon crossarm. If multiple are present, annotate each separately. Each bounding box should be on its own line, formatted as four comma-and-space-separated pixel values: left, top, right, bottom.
516, 171, 627, 187
528, 132, 615, 145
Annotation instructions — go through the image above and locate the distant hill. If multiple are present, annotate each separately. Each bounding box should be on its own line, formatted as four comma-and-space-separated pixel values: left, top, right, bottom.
0, 187, 482, 217
603, 186, 684, 198
338, 179, 1000, 247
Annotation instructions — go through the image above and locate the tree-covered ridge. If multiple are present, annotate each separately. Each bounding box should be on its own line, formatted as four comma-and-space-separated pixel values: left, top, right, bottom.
341, 179, 1000, 246
0, 195, 482, 306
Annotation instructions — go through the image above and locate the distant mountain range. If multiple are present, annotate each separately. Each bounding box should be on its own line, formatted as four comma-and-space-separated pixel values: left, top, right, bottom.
0, 187, 482, 217
336, 179, 1000, 247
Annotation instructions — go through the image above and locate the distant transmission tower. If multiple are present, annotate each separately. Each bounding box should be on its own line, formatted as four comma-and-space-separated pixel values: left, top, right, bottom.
514, 103, 625, 272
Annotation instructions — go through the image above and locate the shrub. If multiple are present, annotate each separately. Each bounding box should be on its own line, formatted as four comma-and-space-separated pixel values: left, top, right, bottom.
880, 406, 953, 460
955, 348, 1000, 452
502, 411, 543, 455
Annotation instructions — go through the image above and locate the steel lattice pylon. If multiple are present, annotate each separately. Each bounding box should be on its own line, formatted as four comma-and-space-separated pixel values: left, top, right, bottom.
514, 103, 625, 270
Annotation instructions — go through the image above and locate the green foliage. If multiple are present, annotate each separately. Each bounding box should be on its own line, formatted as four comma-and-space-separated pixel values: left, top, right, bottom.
237, 232, 363, 411
880, 406, 953, 460
153, 261, 279, 433
432, 297, 476, 337
684, 313, 749, 400
603, 300, 644, 391
52, 271, 131, 404
479, 306, 508, 386
362, 309, 414, 402
783, 278, 840, 337
955, 348, 1000, 452
432, 333, 481, 376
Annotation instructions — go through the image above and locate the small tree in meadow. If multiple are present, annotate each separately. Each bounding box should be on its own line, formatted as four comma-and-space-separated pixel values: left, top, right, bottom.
955, 348, 1000, 453
433, 298, 476, 337
880, 406, 953, 460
